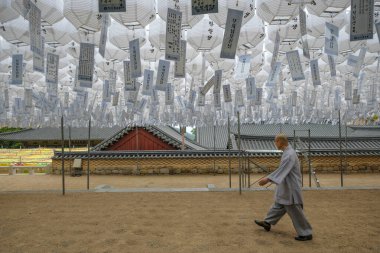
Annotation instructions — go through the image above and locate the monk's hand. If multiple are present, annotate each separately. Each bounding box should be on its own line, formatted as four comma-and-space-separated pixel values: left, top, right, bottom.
258, 178, 270, 186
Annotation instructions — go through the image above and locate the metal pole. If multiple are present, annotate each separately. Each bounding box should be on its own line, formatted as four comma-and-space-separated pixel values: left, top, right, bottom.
61, 116, 65, 196
238, 111, 241, 195
68, 125, 71, 176
345, 122, 348, 174
136, 125, 140, 171
338, 110, 343, 187
248, 159, 250, 188
228, 115, 231, 188
213, 124, 216, 174
308, 129, 311, 188
87, 118, 91, 190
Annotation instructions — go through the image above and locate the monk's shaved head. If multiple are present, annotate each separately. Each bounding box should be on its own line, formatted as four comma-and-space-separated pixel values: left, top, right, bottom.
275, 133, 289, 149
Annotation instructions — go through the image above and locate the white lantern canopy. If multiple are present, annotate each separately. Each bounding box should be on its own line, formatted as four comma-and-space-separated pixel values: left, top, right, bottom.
256, 0, 298, 25
0, 16, 30, 45
157, 0, 203, 28
0, 0, 19, 23
109, 20, 146, 51
111, 0, 156, 28
12, 0, 64, 25
238, 15, 265, 50
209, 0, 255, 27
64, 0, 101, 32
44, 18, 77, 46
306, 0, 350, 17
187, 17, 223, 51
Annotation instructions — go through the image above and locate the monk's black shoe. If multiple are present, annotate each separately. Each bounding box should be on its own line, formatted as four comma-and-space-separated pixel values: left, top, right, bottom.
254, 220, 271, 231
295, 235, 313, 241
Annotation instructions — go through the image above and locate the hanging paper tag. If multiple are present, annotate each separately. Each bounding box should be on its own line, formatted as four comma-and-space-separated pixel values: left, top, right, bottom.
46, 53, 59, 84
214, 69, 222, 93
310, 59, 321, 86
78, 43, 95, 87
254, 88, 262, 105
152, 89, 159, 105
137, 98, 147, 114
166, 8, 182, 61
142, 69, 154, 96
214, 92, 221, 109
325, 22, 339, 56
175, 40, 187, 78
235, 89, 244, 107
12, 54, 23, 85
370, 81, 377, 103
279, 71, 284, 94
125, 78, 138, 91
29, 3, 42, 56
220, 9, 243, 59
353, 47, 366, 78
102, 80, 111, 102
99, 14, 110, 58
21, 0, 31, 18
223, 84, 232, 102
200, 76, 216, 95
197, 88, 205, 106
4, 89, 9, 109
376, 22, 380, 43
98, 0, 126, 12
165, 83, 174, 105
24, 89, 33, 108
353, 88, 360, 104
301, 37, 310, 59
286, 50, 305, 81
246, 77, 256, 100
271, 31, 280, 68
187, 90, 197, 109
347, 54, 359, 67
268, 62, 281, 85
129, 38, 142, 78
334, 89, 341, 110
33, 36, 44, 73
112, 92, 119, 106
299, 7, 307, 36
156, 59, 170, 91
345, 80, 352, 100
235, 55, 251, 79
192, 0, 218, 15
291, 91, 297, 106
350, 0, 374, 41
310, 90, 317, 106
126, 82, 141, 104
328, 55, 336, 77
64, 92, 69, 108
123, 60, 132, 84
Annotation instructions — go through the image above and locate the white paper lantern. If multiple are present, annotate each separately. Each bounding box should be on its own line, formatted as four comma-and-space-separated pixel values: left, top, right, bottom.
187, 17, 223, 51
157, 0, 203, 28
109, 20, 146, 50
12, 0, 64, 25
64, 0, 101, 32
111, 0, 156, 28
306, 0, 350, 17
0, 0, 19, 23
44, 18, 77, 46
209, 0, 255, 27
0, 16, 30, 45
256, 0, 298, 25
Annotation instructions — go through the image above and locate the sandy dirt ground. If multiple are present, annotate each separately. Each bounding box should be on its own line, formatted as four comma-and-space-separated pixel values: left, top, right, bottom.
0, 173, 379, 191
0, 190, 379, 253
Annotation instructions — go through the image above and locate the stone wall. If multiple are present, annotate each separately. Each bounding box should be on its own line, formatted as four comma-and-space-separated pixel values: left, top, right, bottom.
51, 155, 380, 175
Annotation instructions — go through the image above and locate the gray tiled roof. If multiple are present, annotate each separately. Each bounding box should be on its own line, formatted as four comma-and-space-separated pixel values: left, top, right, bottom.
0, 127, 123, 141
197, 124, 380, 149
93, 125, 206, 151
240, 138, 380, 151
